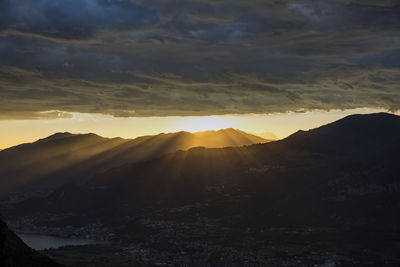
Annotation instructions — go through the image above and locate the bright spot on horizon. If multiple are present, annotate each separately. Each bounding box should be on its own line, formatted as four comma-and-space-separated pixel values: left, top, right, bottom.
176, 116, 237, 133
0, 107, 392, 149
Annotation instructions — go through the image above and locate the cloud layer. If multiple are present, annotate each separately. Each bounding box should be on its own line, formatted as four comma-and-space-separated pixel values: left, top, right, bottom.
0, 0, 399, 119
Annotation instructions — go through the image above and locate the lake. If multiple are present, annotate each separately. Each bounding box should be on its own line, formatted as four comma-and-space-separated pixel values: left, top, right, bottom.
17, 233, 98, 250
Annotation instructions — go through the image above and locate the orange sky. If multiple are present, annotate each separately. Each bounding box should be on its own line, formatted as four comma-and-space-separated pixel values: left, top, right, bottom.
0, 107, 391, 150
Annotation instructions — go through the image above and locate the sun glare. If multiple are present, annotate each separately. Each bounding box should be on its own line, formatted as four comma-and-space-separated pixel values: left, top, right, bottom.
176, 116, 235, 133
0, 108, 389, 149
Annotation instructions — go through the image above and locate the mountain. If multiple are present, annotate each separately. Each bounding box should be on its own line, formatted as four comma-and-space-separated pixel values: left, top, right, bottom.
0, 129, 268, 199
0, 218, 61, 267
183, 128, 267, 147
0, 132, 127, 198
11, 113, 400, 221
253, 131, 278, 140
281, 112, 400, 156
5, 113, 400, 265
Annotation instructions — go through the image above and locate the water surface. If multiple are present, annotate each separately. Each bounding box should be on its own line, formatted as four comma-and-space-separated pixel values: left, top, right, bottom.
18, 233, 97, 250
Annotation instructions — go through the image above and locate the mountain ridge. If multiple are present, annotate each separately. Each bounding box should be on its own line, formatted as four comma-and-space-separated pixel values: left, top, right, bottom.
4, 112, 400, 266
0, 128, 270, 199
13, 112, 400, 219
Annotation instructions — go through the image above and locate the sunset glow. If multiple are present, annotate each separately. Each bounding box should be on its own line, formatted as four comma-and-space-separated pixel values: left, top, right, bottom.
175, 116, 237, 133
1, 0, 400, 264
0, 107, 388, 149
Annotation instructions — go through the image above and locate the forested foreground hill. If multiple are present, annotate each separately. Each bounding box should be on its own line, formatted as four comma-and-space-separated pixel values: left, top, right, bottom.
0, 219, 61, 267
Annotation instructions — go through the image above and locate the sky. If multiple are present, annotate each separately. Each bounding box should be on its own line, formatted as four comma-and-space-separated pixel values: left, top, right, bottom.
0, 0, 399, 148
0, 107, 391, 149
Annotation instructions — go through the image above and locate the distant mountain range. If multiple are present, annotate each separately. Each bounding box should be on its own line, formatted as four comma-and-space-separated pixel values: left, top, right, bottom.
0, 129, 268, 199
8, 113, 400, 224
252, 132, 278, 140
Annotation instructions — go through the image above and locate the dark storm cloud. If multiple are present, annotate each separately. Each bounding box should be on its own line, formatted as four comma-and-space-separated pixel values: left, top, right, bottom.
0, 0, 159, 39
0, 0, 399, 119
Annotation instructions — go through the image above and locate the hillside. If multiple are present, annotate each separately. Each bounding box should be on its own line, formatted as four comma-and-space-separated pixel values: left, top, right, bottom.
253, 132, 278, 140
13, 113, 400, 218
0, 129, 268, 199
0, 218, 61, 267
5, 113, 400, 265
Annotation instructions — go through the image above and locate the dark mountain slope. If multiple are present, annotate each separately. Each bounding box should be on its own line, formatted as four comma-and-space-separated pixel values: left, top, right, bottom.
0, 129, 268, 199
280, 112, 400, 156
6, 113, 400, 266
0, 219, 61, 267
11, 113, 400, 228
0, 133, 129, 197
323, 138, 400, 225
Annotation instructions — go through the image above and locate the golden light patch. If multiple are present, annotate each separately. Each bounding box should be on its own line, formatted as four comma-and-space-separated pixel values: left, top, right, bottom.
175, 116, 236, 133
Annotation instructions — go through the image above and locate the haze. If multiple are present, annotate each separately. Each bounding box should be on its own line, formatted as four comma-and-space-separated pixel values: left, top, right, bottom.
0, 107, 389, 149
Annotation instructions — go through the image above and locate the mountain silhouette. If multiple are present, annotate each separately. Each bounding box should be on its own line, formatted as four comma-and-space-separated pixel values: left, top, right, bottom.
11, 113, 400, 226
282, 112, 400, 156
5, 112, 400, 266
0, 129, 267, 198
253, 132, 278, 140
0, 218, 61, 266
